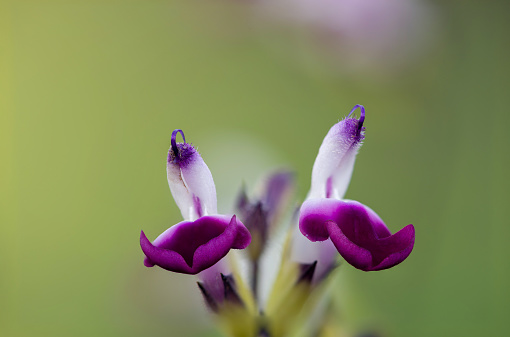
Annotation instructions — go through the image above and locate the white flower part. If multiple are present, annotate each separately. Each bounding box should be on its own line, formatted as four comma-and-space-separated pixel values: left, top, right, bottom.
309, 105, 365, 199
167, 130, 217, 221
291, 226, 338, 279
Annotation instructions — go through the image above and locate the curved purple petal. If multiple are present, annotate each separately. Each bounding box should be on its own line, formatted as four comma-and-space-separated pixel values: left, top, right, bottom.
140, 231, 192, 273
299, 198, 341, 241
140, 215, 251, 274
233, 221, 252, 249
299, 198, 415, 271
325, 220, 373, 271
368, 224, 415, 271
363, 204, 392, 239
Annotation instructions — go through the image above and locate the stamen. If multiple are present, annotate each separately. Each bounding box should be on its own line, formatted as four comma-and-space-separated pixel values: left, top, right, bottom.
346, 104, 365, 133
358, 105, 365, 131
171, 129, 186, 157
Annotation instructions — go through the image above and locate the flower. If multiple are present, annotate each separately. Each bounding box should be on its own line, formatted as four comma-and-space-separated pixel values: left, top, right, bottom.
166, 129, 217, 221
140, 129, 251, 275
139, 111, 418, 335
291, 105, 366, 279
297, 105, 415, 271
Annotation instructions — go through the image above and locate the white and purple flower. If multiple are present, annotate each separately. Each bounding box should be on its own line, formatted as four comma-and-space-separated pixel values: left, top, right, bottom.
140, 109, 416, 335
140, 129, 251, 275
297, 105, 415, 271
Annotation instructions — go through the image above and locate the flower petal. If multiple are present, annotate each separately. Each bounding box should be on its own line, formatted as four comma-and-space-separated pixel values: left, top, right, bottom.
363, 203, 392, 239
299, 198, 343, 241
140, 230, 192, 273
309, 105, 365, 199
190, 216, 239, 273
368, 224, 415, 271
140, 215, 251, 274
325, 220, 373, 271
300, 198, 414, 271
167, 129, 217, 220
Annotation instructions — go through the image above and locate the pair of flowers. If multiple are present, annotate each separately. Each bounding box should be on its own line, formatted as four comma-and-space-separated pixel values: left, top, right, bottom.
140, 105, 414, 279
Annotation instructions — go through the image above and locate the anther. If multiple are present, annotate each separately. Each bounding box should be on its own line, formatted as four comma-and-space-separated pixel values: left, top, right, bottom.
346, 104, 365, 132
171, 129, 186, 156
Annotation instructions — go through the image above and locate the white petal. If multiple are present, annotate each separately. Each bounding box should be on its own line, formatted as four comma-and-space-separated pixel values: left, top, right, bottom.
167, 130, 217, 220
309, 106, 365, 199
290, 225, 338, 282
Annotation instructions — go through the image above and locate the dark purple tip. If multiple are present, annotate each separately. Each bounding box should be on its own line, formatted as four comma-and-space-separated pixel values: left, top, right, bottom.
171, 129, 186, 157
296, 261, 317, 285
346, 104, 365, 132
197, 281, 219, 312
221, 273, 244, 306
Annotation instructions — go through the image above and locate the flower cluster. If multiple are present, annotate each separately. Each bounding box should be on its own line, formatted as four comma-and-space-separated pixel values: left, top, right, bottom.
139, 106, 415, 336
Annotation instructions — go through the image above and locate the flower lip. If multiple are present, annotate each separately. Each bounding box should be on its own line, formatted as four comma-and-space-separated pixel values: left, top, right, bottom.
141, 215, 251, 274
299, 199, 415, 271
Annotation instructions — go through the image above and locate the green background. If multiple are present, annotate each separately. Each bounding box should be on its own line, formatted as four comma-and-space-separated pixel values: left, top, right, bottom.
1, 1, 509, 336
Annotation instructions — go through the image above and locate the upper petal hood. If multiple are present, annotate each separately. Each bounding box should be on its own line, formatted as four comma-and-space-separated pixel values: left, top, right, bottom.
167, 129, 217, 220
309, 105, 365, 199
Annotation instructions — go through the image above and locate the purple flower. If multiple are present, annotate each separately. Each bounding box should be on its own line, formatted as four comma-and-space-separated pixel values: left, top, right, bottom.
296, 105, 415, 271
299, 199, 414, 271
291, 105, 366, 278
140, 129, 251, 275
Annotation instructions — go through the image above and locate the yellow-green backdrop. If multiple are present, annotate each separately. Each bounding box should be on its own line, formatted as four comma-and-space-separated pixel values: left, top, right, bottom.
1, 1, 509, 336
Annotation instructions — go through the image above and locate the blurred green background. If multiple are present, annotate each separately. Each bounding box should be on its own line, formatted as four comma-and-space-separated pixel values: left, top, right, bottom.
1, 1, 509, 336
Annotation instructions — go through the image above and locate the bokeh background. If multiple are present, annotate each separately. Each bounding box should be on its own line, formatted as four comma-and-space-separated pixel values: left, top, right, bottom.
1, 1, 509, 336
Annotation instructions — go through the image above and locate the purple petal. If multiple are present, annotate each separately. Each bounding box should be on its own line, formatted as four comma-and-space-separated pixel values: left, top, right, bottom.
299, 198, 344, 241
140, 215, 251, 274
140, 231, 191, 273
368, 225, 415, 271
326, 220, 373, 271
232, 217, 252, 249
299, 198, 415, 271
364, 204, 392, 239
